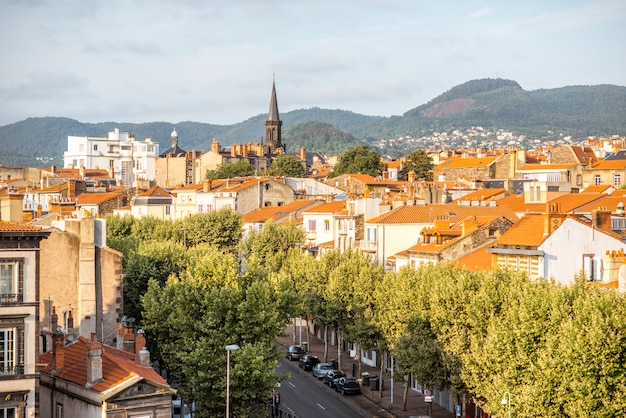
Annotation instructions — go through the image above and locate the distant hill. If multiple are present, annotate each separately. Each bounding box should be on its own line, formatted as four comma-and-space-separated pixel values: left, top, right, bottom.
1, 79, 625, 166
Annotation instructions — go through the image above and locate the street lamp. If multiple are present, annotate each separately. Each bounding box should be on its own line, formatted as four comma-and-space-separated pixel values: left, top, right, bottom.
180, 227, 187, 248
501, 391, 511, 418
225, 344, 240, 418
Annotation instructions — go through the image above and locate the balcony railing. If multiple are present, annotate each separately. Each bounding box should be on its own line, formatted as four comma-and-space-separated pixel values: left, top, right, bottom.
0, 293, 23, 304
0, 365, 24, 376
359, 240, 377, 252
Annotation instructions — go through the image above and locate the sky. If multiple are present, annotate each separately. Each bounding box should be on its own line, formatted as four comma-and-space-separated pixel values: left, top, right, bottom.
1, 0, 625, 127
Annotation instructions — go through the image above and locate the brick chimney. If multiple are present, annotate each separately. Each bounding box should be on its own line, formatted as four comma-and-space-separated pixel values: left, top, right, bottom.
592, 209, 612, 232
52, 333, 65, 371
300, 147, 307, 161
123, 328, 136, 354
543, 206, 566, 236
211, 139, 220, 154
86, 332, 103, 385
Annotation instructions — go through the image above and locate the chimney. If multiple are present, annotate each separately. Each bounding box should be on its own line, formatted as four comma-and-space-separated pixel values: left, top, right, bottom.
51, 164, 57, 174
108, 165, 115, 180
300, 147, 307, 161
79, 166, 86, 178
211, 140, 220, 154
50, 306, 58, 332
203, 179, 210, 192
408, 170, 416, 184
66, 310, 75, 341
461, 217, 479, 236
87, 333, 103, 385
543, 211, 566, 236
116, 323, 124, 350
52, 333, 65, 371
123, 328, 136, 354
592, 209, 612, 231
136, 330, 150, 366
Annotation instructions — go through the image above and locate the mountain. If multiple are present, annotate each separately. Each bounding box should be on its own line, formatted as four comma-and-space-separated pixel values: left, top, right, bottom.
1, 79, 625, 167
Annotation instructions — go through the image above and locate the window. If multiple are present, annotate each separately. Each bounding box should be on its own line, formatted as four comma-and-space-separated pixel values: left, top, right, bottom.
308, 220, 316, 232
0, 259, 23, 303
0, 407, 17, 418
55, 403, 63, 418
0, 317, 25, 375
614, 174, 621, 187
324, 220, 330, 231
93, 144, 98, 151
79, 144, 84, 152
594, 174, 601, 185
109, 160, 114, 168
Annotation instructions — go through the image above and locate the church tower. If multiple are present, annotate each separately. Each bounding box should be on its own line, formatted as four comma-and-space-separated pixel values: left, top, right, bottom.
265, 80, 283, 155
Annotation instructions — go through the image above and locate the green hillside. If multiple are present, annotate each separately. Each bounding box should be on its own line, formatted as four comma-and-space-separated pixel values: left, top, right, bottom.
1, 79, 625, 167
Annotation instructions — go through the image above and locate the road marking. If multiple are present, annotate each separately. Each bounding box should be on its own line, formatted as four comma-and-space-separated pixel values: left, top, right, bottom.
288, 382, 296, 388
316, 403, 326, 410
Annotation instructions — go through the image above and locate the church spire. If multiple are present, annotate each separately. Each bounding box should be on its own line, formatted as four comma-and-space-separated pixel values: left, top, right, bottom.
265, 79, 283, 155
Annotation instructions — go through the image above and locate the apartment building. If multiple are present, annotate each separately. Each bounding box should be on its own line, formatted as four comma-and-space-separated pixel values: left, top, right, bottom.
63, 128, 159, 187
0, 221, 51, 417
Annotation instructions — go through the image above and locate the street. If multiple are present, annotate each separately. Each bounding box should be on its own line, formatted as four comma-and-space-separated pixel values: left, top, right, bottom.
277, 358, 376, 418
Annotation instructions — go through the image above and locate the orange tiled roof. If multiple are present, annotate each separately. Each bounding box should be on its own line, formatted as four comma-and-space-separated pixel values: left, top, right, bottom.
367, 204, 518, 224
549, 193, 606, 213
76, 192, 123, 205
39, 336, 168, 393
385, 160, 402, 169
435, 157, 496, 169
242, 200, 321, 223
581, 185, 614, 194
0, 221, 42, 231
516, 163, 577, 171
137, 186, 172, 197
493, 214, 548, 247
41, 167, 113, 180
497, 192, 567, 213
456, 246, 493, 271
590, 159, 626, 170
220, 179, 259, 193
457, 188, 506, 202
302, 200, 346, 214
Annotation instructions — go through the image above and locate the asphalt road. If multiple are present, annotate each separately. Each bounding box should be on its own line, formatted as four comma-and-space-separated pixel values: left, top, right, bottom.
277, 358, 373, 418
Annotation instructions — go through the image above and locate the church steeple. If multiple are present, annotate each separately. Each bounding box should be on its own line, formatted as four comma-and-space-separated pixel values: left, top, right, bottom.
265, 79, 283, 155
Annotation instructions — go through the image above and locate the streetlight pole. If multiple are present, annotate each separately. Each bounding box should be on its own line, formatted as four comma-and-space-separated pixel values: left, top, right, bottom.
225, 344, 240, 418
501, 391, 511, 418
180, 227, 187, 248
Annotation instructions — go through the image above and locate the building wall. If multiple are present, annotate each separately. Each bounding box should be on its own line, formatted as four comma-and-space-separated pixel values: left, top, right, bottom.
541, 218, 626, 285
369, 223, 426, 266
155, 156, 187, 188
40, 218, 123, 343
582, 168, 626, 189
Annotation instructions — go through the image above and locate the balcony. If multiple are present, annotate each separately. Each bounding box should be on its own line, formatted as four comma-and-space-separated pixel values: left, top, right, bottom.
358, 240, 377, 252
0, 364, 24, 376
0, 293, 23, 304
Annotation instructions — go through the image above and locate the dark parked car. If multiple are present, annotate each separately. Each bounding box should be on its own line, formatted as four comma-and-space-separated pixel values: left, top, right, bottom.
299, 354, 320, 371
285, 345, 306, 361
312, 363, 333, 379
335, 377, 361, 395
323, 370, 346, 388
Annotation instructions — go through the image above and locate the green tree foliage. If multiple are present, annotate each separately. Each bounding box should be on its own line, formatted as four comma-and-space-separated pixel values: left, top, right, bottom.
399, 149, 434, 181
239, 221, 304, 273
206, 159, 255, 180
329, 145, 386, 178
264, 154, 306, 177
181, 209, 243, 251
142, 246, 290, 417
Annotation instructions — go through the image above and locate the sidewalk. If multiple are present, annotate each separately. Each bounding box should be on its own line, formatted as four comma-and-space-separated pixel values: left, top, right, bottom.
278, 324, 456, 418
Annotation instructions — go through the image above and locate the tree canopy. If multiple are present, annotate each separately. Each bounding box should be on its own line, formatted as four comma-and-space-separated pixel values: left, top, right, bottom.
206, 159, 255, 179
329, 145, 386, 178
399, 149, 434, 181
264, 154, 307, 177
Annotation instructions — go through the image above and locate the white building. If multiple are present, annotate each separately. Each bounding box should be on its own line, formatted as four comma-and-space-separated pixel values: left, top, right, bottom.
63, 128, 159, 187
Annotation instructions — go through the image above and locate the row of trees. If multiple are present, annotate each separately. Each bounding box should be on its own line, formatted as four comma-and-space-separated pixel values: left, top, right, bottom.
106, 212, 626, 417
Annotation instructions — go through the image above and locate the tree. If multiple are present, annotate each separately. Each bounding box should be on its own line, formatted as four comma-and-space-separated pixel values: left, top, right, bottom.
329, 145, 386, 178
142, 247, 291, 417
400, 149, 434, 181
206, 159, 255, 179
181, 209, 243, 251
265, 154, 306, 177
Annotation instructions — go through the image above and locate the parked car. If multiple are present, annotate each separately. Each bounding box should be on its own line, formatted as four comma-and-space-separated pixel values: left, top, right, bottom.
323, 369, 346, 388
335, 377, 361, 395
285, 345, 306, 361
312, 363, 333, 379
299, 354, 320, 371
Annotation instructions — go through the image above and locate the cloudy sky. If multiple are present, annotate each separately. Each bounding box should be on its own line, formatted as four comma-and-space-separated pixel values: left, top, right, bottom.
1, 0, 624, 127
